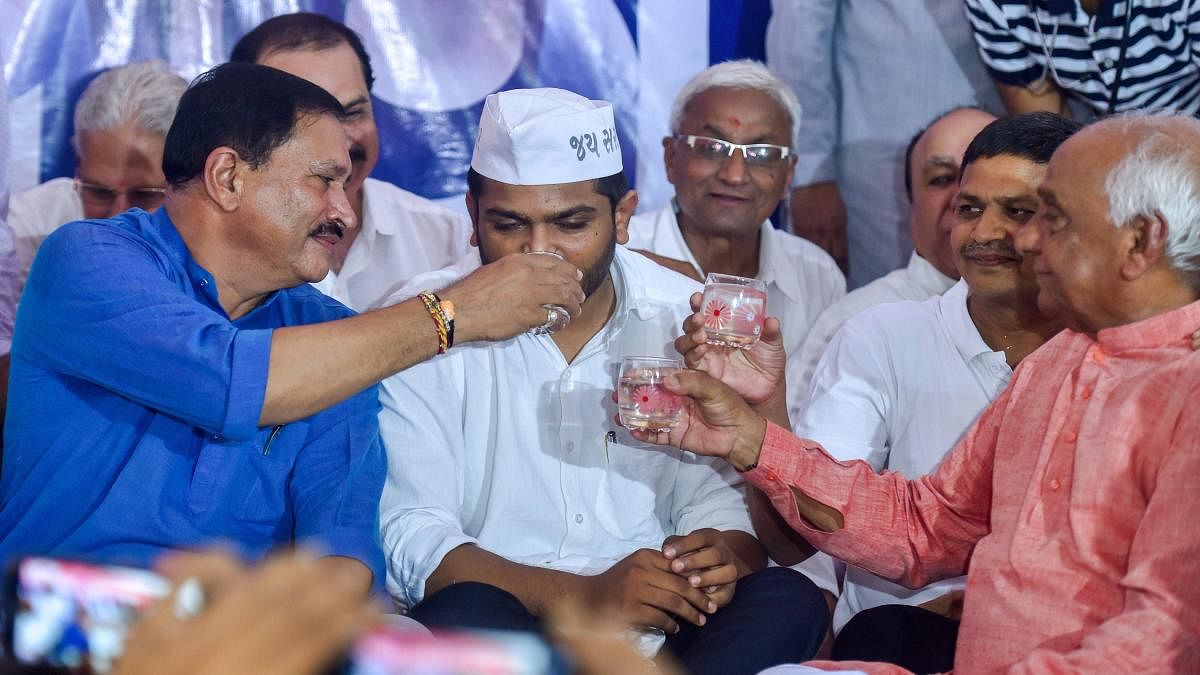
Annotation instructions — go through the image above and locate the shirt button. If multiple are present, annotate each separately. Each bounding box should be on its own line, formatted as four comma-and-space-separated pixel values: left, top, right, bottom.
1102, 58, 1114, 69
1049, 478, 1061, 491
565, 441, 575, 453
198, 279, 208, 287
1063, 431, 1078, 443
1080, 388, 1092, 400
1092, 348, 1105, 363
211, 433, 222, 442
574, 513, 584, 524
765, 469, 778, 481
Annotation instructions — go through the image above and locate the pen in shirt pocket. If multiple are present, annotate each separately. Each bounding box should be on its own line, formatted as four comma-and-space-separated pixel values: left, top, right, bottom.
263, 424, 284, 456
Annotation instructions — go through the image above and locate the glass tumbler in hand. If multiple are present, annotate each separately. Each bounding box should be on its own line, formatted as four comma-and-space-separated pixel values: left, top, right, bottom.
700, 273, 767, 349
617, 356, 685, 433
526, 250, 571, 335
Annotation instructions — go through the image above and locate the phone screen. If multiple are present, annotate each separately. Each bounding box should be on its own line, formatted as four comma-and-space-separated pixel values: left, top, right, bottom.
6, 557, 169, 673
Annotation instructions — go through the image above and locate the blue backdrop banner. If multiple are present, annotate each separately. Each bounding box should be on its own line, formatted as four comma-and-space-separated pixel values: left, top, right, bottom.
1, 0, 771, 213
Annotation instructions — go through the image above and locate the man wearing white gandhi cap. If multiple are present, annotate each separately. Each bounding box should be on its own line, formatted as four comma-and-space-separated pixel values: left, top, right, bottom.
377, 88, 829, 674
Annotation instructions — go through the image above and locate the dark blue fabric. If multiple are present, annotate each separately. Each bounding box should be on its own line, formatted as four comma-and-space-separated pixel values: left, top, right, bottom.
832, 603, 960, 673
409, 582, 569, 674
665, 567, 828, 675
412, 567, 828, 675
0, 207, 385, 585
411, 581, 541, 634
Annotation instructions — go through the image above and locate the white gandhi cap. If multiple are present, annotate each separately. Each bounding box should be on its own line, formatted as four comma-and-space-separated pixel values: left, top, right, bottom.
470, 87, 623, 186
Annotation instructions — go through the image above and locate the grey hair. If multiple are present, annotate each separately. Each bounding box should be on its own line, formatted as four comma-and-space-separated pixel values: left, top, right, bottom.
72, 60, 187, 152
1103, 113, 1200, 286
669, 59, 802, 151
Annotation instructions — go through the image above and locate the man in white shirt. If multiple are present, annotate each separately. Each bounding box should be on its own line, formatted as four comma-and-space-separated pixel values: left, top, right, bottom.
379, 88, 828, 675
795, 113, 1078, 672
231, 13, 472, 311
627, 60, 846, 425
789, 107, 997, 414
8, 60, 186, 295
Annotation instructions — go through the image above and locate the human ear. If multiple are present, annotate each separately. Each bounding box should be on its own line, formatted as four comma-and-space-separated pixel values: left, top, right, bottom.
202, 147, 243, 212
613, 190, 639, 246
663, 137, 679, 186
1120, 210, 1168, 281
466, 191, 480, 248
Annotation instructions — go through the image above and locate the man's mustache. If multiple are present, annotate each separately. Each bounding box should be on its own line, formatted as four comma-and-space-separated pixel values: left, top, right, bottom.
310, 221, 346, 239
961, 240, 1022, 261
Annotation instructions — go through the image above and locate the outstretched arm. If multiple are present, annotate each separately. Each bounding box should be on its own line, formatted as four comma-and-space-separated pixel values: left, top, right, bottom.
630, 370, 997, 589
261, 253, 585, 425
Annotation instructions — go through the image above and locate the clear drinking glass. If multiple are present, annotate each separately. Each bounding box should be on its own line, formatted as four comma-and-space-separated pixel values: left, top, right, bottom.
617, 356, 685, 432
700, 273, 767, 349
526, 250, 571, 335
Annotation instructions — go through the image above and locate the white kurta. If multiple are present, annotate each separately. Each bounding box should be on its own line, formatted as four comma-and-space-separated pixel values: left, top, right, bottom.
7, 177, 83, 296
627, 203, 846, 422
794, 280, 1012, 632
789, 251, 956, 422
311, 177, 472, 311
378, 246, 754, 611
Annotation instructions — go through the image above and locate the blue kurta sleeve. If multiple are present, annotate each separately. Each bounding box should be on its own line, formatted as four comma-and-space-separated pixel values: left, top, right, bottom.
16, 219, 269, 439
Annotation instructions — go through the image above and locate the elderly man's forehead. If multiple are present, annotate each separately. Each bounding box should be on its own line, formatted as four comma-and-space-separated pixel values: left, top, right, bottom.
1043, 128, 1123, 185
684, 86, 790, 130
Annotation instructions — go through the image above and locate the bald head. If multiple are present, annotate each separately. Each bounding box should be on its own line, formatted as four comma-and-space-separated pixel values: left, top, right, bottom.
905, 107, 997, 278
1022, 113, 1200, 333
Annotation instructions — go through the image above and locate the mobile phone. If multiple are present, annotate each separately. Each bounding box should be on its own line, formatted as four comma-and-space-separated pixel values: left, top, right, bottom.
4, 557, 170, 673
344, 624, 567, 675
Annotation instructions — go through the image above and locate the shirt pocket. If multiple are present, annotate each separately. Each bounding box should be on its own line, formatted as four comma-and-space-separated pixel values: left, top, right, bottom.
186, 423, 308, 526
597, 440, 680, 544
235, 422, 309, 525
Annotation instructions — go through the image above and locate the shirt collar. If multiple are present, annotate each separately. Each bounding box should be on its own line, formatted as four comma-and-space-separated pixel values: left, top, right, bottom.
1096, 298, 1200, 354
756, 221, 802, 301
152, 208, 214, 299
666, 200, 790, 298
905, 251, 957, 297
611, 245, 671, 322
551, 247, 672, 354
940, 279, 1001, 362
154, 207, 281, 320
358, 178, 388, 237
662, 201, 704, 273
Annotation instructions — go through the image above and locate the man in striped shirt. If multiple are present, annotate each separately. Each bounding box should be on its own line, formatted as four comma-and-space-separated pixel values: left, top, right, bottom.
966, 0, 1200, 118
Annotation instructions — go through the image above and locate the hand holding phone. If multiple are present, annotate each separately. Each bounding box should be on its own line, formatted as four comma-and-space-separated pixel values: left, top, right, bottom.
5, 557, 170, 673
114, 551, 375, 675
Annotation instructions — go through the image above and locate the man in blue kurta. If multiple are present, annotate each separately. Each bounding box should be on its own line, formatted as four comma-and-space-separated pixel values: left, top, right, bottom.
0, 63, 590, 591
0, 62, 387, 587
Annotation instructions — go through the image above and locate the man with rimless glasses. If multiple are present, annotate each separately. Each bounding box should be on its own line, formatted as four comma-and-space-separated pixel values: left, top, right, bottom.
8, 61, 185, 295
627, 59, 846, 490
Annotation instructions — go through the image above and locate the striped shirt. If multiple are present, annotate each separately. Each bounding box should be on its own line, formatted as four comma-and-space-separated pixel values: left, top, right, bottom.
965, 0, 1200, 115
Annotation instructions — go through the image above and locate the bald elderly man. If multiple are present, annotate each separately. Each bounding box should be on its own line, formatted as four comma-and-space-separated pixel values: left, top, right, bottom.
640, 112, 1200, 673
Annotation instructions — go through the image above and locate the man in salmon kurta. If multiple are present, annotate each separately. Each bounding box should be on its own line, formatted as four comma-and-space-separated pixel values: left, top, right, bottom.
636, 113, 1200, 673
